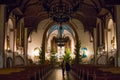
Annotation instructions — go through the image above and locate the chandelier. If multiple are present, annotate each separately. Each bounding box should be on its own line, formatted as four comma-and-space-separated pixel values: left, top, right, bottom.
43, 0, 79, 46
43, 0, 80, 23
53, 25, 69, 47
54, 36, 69, 47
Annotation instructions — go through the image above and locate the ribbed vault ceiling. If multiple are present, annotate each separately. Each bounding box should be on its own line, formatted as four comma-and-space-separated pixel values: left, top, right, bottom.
0, 0, 115, 31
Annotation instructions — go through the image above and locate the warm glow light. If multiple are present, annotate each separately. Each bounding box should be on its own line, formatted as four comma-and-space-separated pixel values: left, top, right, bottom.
45, 53, 50, 60
34, 50, 39, 56
7, 47, 10, 50
31, 47, 41, 63
85, 50, 90, 57
34, 47, 40, 56
58, 47, 65, 56
70, 53, 75, 59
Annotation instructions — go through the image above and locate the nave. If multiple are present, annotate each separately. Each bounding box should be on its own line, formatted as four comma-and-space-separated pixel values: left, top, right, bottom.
1, 1, 120, 80
1, 64, 120, 80
46, 68, 75, 80
0, 64, 75, 80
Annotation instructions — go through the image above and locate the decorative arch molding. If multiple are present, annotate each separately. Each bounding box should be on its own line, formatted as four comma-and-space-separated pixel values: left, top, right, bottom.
42, 19, 79, 46
7, 18, 15, 34
97, 54, 107, 65
6, 13, 16, 34
105, 13, 114, 29
24, 12, 48, 28
105, 14, 116, 51
105, 7, 116, 22
104, 13, 116, 65
26, 10, 97, 34
5, 12, 24, 53
73, 13, 97, 30
40, 19, 79, 58
69, 19, 84, 41
27, 18, 94, 62
8, 15, 16, 28
26, 16, 49, 37
5, 17, 16, 52
6, 7, 23, 23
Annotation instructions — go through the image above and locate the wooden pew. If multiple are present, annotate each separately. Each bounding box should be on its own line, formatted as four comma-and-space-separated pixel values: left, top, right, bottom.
0, 64, 53, 80
70, 64, 120, 80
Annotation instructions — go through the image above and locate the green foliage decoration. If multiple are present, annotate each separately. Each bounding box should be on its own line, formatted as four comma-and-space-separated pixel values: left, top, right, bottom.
50, 48, 56, 64
39, 43, 45, 64
64, 48, 71, 63
74, 39, 81, 64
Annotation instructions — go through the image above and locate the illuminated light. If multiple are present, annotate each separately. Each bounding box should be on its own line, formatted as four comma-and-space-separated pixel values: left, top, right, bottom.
85, 50, 90, 57
32, 47, 41, 63
70, 53, 75, 59
34, 50, 39, 56
54, 25, 69, 47
34, 47, 40, 56
45, 53, 50, 60
6, 47, 10, 51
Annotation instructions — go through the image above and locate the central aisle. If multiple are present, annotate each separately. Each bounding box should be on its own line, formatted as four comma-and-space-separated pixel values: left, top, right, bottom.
46, 68, 75, 80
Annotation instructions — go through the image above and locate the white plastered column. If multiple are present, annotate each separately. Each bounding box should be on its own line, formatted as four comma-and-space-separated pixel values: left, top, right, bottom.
93, 28, 97, 64
115, 5, 120, 67
0, 5, 6, 68
24, 28, 28, 65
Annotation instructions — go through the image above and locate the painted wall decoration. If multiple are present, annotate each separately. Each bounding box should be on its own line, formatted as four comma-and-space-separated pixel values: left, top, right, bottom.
81, 47, 87, 58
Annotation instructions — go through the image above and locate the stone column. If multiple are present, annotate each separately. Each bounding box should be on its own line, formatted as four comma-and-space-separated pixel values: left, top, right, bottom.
93, 28, 97, 64
24, 28, 28, 65
0, 5, 6, 68
115, 5, 120, 67
99, 20, 102, 46
97, 18, 102, 46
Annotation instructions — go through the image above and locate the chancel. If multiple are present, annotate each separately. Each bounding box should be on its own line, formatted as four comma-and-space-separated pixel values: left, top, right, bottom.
54, 25, 69, 47
0, 0, 120, 80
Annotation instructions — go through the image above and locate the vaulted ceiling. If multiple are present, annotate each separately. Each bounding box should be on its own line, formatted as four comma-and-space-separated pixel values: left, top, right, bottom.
0, 0, 115, 31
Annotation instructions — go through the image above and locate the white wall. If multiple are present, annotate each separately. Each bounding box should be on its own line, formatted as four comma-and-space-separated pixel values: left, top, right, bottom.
71, 19, 94, 62
28, 19, 52, 61
28, 18, 94, 62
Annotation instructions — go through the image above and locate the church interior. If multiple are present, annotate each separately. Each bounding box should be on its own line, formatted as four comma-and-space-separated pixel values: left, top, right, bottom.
0, 0, 120, 80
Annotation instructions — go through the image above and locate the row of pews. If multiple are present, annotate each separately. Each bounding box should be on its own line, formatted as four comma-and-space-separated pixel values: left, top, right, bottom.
71, 64, 120, 80
0, 64, 53, 80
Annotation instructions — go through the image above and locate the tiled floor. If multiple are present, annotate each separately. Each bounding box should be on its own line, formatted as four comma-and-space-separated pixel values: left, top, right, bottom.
46, 68, 75, 80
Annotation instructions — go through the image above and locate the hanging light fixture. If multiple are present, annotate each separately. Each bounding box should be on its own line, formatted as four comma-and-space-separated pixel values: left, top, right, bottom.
53, 25, 69, 47
43, 0, 80, 23
43, 0, 79, 46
